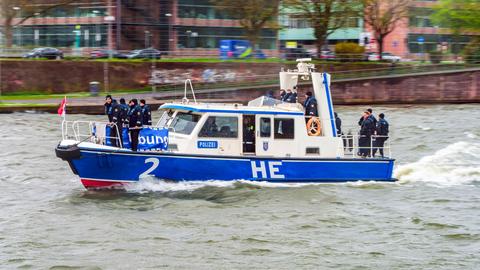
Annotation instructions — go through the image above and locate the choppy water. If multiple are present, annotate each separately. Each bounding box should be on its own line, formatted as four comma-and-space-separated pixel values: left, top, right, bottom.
1, 104, 479, 269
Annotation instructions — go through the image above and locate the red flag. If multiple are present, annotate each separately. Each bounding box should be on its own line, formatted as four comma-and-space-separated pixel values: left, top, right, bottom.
58, 96, 66, 117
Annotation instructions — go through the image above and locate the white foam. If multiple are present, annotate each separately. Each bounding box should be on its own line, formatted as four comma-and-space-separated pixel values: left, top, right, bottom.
124, 177, 326, 193
395, 141, 480, 186
417, 125, 432, 131
465, 132, 478, 139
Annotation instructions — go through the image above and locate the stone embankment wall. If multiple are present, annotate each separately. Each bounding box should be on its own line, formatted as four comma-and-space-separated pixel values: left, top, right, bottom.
184, 70, 480, 104
0, 60, 381, 94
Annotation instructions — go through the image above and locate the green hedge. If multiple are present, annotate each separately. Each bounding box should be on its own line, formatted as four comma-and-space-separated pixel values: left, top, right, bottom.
335, 42, 365, 62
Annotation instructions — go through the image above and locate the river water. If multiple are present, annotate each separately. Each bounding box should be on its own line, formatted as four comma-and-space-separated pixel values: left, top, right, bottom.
1, 104, 479, 269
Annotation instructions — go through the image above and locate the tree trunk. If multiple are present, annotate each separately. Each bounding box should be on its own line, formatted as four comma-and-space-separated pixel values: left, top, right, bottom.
4, 25, 14, 48
316, 39, 324, 59
378, 36, 384, 60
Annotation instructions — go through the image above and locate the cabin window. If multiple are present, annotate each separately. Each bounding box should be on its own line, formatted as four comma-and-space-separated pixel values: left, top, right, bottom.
274, 118, 295, 139
170, 112, 201, 135
260, 117, 271, 137
198, 116, 238, 138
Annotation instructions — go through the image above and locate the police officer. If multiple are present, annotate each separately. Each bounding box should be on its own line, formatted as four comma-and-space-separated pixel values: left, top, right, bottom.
283, 89, 292, 102
126, 99, 143, 151
119, 98, 129, 124
304, 91, 318, 117
243, 117, 255, 153
358, 108, 377, 128
104, 95, 114, 122
279, 89, 286, 101
286, 86, 298, 103
373, 113, 390, 158
359, 111, 375, 157
334, 112, 342, 135
111, 101, 124, 147
139, 99, 152, 126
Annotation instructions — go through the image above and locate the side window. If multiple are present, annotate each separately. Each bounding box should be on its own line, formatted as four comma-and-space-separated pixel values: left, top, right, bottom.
260, 117, 271, 137
274, 118, 295, 139
199, 116, 238, 138
170, 112, 201, 135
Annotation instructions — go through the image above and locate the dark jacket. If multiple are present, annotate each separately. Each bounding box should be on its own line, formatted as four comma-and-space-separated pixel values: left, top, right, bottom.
304, 96, 318, 116
286, 92, 297, 103
140, 105, 152, 126
360, 117, 374, 137
126, 105, 143, 128
119, 104, 129, 125
335, 116, 342, 135
376, 118, 389, 136
104, 100, 116, 122
282, 92, 291, 102
111, 103, 124, 126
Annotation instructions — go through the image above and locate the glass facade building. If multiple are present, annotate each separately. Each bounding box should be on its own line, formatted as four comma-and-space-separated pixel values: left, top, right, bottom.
2, 0, 278, 52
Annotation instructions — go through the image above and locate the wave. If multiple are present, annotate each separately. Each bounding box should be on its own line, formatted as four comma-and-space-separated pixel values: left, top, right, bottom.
124, 177, 323, 193
395, 141, 480, 186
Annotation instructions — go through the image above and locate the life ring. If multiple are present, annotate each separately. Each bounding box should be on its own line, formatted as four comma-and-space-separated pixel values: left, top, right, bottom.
307, 117, 322, 136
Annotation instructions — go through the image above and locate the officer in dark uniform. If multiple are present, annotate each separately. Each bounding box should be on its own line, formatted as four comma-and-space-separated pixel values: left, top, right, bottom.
358, 108, 377, 129
119, 98, 129, 124
359, 111, 375, 157
304, 91, 318, 117
243, 117, 255, 153
111, 101, 124, 147
279, 89, 286, 101
125, 99, 143, 151
373, 113, 390, 157
286, 87, 298, 103
104, 95, 114, 122
140, 99, 152, 126
283, 89, 292, 102
334, 112, 342, 135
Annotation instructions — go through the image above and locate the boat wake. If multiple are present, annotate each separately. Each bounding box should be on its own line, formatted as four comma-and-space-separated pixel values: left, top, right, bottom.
395, 141, 480, 186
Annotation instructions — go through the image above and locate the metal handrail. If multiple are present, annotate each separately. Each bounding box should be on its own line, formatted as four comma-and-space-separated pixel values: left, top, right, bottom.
62, 120, 123, 148
339, 134, 391, 159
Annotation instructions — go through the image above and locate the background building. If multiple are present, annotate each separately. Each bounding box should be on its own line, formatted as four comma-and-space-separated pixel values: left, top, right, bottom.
2, 0, 277, 55
372, 0, 479, 58
278, 9, 363, 51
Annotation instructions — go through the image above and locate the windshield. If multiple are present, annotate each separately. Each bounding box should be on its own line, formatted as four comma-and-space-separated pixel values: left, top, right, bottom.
169, 112, 201, 135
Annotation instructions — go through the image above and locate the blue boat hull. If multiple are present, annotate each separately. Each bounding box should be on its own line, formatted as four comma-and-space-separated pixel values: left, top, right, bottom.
59, 146, 396, 189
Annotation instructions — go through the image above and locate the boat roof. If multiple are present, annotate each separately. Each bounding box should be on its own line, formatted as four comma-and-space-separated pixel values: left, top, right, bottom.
160, 97, 305, 116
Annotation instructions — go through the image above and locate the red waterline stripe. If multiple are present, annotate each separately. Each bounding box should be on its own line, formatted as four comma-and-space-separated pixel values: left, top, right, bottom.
81, 179, 127, 189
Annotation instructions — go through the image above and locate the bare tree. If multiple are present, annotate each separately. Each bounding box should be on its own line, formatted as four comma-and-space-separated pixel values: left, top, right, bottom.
210, 0, 281, 50
284, 0, 363, 57
363, 0, 411, 59
1, 0, 75, 47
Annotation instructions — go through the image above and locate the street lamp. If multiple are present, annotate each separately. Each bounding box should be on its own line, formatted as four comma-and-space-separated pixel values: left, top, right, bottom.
165, 13, 173, 52
144, 30, 150, 48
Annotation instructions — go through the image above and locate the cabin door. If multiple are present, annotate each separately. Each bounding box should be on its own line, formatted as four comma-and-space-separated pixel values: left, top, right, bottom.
242, 115, 256, 154
255, 115, 274, 156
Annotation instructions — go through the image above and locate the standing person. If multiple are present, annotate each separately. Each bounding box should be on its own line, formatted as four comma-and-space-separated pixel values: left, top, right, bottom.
104, 95, 114, 122
359, 111, 374, 157
111, 101, 124, 147
334, 112, 342, 135
304, 91, 318, 117
358, 108, 377, 128
283, 89, 292, 102
126, 99, 143, 151
287, 87, 298, 103
140, 99, 152, 126
279, 89, 286, 101
373, 113, 390, 157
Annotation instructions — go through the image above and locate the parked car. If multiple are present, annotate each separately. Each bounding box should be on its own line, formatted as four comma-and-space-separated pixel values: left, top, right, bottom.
368, 52, 401, 62
90, 49, 127, 59
320, 51, 336, 60
23, 47, 63, 59
284, 47, 314, 61
126, 48, 162, 59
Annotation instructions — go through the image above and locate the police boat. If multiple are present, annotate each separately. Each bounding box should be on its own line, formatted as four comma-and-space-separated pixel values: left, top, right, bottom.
56, 59, 395, 189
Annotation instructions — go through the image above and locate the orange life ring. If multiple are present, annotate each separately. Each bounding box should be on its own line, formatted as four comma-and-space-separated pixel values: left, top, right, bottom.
307, 117, 322, 136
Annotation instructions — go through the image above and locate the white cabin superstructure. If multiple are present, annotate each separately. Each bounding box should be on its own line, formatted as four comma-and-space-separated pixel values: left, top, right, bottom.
158, 59, 345, 159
